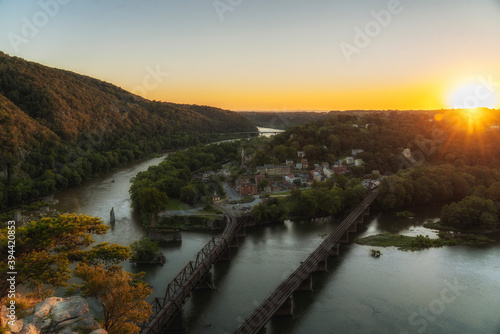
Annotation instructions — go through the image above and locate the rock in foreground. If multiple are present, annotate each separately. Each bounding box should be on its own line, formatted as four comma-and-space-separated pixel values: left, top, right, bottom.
1, 296, 107, 334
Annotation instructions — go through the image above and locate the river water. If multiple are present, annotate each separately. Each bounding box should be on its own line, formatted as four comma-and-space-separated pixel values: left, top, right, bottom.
52, 139, 500, 334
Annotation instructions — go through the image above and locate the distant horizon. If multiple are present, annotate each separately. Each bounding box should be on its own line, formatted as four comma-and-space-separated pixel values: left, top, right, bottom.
3, 48, 499, 114
1, 1, 499, 111
234, 108, 500, 113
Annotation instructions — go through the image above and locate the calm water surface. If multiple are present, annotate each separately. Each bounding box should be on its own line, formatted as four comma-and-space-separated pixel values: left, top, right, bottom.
52, 152, 500, 334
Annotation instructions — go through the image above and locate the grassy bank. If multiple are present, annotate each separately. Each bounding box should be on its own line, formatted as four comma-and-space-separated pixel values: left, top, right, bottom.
355, 232, 493, 251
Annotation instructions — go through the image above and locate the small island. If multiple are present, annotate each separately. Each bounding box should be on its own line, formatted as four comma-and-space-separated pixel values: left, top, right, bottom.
356, 232, 493, 251
130, 238, 167, 265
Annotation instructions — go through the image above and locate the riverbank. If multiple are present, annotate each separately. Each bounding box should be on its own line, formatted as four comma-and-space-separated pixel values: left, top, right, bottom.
423, 221, 500, 234
157, 214, 225, 232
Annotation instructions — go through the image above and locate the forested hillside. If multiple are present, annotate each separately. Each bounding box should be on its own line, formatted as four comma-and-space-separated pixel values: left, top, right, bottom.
0, 52, 256, 209
251, 110, 500, 174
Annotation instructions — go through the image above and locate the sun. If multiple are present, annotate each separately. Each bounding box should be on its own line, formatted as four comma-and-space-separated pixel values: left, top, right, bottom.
447, 79, 498, 110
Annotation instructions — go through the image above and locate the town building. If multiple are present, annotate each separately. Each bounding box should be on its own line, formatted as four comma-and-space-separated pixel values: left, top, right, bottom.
235, 178, 258, 196
402, 148, 412, 159
333, 163, 349, 174
254, 174, 266, 184
309, 170, 322, 182
256, 164, 291, 176
355, 159, 364, 167
323, 167, 334, 178
301, 158, 308, 169
283, 173, 302, 185
345, 157, 355, 165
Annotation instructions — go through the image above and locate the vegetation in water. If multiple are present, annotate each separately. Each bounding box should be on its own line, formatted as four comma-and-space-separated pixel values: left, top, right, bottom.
355, 232, 493, 251
370, 249, 382, 257
130, 238, 166, 265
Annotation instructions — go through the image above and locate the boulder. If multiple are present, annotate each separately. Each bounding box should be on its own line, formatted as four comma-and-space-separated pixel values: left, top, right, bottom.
2, 296, 107, 334
33, 297, 62, 318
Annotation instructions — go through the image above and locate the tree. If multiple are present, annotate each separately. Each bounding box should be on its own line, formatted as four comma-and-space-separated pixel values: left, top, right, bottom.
70, 264, 152, 334
130, 238, 164, 264
137, 187, 168, 214
179, 185, 197, 204
0, 214, 130, 298
441, 196, 498, 229
335, 174, 349, 189
259, 179, 270, 191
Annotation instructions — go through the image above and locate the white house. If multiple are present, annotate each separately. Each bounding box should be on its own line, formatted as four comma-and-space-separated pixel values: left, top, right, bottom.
345, 157, 355, 165
323, 167, 334, 178
402, 148, 412, 159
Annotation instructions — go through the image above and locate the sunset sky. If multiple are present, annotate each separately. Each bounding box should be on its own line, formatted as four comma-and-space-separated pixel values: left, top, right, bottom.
1, 0, 499, 111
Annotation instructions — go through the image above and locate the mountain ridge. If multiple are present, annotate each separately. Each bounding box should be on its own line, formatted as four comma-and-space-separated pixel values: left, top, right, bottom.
0, 51, 256, 209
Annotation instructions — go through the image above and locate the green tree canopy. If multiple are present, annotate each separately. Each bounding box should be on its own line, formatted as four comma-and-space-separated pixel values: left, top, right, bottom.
0, 214, 130, 298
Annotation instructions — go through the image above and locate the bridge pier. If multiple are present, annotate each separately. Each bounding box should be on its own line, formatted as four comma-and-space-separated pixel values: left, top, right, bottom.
237, 226, 246, 237
329, 243, 340, 256
274, 296, 294, 317
166, 308, 184, 331
315, 259, 328, 272
339, 232, 349, 244
218, 247, 231, 261
196, 271, 216, 290
229, 237, 239, 248
295, 276, 313, 292
364, 207, 370, 216
348, 223, 357, 232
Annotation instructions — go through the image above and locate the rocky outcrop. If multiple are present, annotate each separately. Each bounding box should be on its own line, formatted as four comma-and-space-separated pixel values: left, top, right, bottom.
1, 296, 107, 334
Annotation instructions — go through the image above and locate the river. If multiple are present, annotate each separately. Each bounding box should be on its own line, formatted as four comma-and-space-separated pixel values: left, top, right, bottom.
51, 135, 500, 334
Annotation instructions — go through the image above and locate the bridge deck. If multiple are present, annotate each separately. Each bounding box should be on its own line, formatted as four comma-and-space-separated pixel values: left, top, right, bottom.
233, 190, 378, 334
141, 206, 242, 334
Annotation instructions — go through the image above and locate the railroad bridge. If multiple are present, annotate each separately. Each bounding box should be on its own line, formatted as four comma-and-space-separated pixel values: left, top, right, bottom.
141, 206, 246, 333
141, 191, 378, 333
234, 190, 378, 334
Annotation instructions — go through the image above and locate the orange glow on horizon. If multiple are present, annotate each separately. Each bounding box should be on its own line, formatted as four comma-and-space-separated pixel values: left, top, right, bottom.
142, 81, 450, 111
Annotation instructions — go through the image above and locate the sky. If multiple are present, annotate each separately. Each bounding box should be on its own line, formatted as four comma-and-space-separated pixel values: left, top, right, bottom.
0, 0, 499, 111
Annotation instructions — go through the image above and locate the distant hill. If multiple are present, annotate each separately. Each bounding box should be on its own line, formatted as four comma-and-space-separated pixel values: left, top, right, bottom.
238, 111, 328, 129
0, 51, 256, 209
